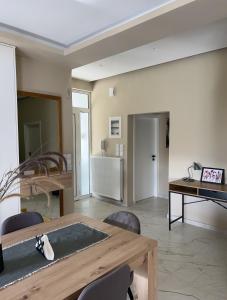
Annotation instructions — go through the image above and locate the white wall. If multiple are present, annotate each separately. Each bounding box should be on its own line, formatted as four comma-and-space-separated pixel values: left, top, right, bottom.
91, 48, 227, 230
0, 43, 20, 227
72, 78, 93, 92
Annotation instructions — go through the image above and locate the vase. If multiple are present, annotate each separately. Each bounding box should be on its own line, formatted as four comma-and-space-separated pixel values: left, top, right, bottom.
0, 241, 4, 273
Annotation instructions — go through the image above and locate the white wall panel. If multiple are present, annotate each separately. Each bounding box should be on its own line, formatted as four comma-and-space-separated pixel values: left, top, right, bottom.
0, 43, 20, 227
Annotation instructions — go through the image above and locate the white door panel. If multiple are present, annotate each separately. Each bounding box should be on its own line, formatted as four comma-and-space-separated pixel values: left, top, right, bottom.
0, 44, 20, 227
134, 118, 158, 201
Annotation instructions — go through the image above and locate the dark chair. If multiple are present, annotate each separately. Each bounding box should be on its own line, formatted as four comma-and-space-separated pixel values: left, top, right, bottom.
78, 265, 131, 300
104, 211, 141, 234
1, 212, 44, 235
103, 211, 141, 300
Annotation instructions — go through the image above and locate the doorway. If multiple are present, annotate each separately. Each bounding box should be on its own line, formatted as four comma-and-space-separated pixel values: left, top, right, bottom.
132, 112, 169, 202
134, 116, 158, 201
72, 90, 91, 199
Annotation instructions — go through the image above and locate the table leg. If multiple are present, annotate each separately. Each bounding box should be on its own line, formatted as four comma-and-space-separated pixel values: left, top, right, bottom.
182, 194, 185, 223
148, 247, 157, 300
133, 247, 157, 300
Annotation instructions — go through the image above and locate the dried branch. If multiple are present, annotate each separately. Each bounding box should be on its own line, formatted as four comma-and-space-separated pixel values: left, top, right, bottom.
0, 151, 67, 206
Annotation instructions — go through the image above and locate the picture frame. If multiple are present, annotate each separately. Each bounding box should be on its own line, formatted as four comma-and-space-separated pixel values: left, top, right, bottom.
109, 116, 121, 138
200, 167, 225, 184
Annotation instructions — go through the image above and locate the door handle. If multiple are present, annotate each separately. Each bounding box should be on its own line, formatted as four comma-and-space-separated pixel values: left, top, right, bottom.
152, 155, 156, 161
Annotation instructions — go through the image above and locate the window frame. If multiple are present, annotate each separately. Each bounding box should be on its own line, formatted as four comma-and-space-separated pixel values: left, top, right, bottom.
72, 89, 90, 110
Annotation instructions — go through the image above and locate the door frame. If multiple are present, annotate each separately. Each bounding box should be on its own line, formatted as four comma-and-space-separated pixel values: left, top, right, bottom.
17, 90, 64, 216
72, 89, 91, 200
132, 115, 159, 202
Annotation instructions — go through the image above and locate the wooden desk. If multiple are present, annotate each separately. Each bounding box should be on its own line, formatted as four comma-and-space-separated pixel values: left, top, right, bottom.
1, 213, 157, 300
20, 172, 73, 197
169, 179, 227, 230
20, 172, 73, 216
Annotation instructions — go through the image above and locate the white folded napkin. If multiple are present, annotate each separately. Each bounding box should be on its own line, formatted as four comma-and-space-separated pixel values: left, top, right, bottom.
35, 234, 54, 261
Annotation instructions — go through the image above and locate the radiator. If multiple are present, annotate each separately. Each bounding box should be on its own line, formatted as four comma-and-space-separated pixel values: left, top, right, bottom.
91, 156, 123, 201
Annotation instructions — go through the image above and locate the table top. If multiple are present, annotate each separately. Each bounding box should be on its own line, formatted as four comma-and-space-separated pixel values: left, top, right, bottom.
169, 179, 227, 192
1, 213, 157, 300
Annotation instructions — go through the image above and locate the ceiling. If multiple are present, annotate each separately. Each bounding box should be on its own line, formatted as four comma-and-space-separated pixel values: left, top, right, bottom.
72, 18, 227, 81
0, 0, 172, 47
1, 0, 227, 74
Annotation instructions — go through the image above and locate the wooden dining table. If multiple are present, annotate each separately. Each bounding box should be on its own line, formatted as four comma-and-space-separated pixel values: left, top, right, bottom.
1, 212, 158, 300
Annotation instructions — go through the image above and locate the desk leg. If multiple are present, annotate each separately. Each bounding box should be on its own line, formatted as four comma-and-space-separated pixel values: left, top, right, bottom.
169, 191, 171, 231
182, 194, 185, 223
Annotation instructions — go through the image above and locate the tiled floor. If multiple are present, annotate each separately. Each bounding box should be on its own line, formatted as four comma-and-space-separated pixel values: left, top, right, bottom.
75, 197, 227, 300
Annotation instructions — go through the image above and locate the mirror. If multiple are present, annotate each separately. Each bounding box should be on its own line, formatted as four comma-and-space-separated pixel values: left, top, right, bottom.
17, 91, 63, 219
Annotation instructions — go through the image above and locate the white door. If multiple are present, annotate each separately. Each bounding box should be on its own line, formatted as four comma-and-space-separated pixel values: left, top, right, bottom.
72, 91, 90, 199
24, 122, 42, 159
134, 117, 158, 201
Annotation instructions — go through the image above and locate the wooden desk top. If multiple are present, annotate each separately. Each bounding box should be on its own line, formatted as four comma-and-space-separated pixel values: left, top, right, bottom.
169, 179, 227, 193
20, 172, 73, 197
1, 213, 157, 300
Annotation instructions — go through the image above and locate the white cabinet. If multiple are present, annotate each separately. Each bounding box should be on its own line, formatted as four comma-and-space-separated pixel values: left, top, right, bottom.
91, 156, 123, 201
0, 43, 20, 227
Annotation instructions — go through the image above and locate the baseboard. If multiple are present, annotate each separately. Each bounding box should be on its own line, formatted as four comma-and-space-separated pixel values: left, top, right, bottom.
167, 213, 227, 235
92, 193, 125, 207
157, 193, 168, 200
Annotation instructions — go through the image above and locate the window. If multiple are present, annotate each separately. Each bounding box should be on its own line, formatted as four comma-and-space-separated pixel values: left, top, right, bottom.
72, 91, 89, 109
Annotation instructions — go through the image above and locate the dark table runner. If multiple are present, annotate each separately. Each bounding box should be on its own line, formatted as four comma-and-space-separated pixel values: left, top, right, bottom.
0, 223, 109, 289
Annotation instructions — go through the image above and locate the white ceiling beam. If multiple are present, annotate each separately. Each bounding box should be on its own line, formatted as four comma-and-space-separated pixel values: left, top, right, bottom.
66, 0, 227, 68
72, 18, 227, 81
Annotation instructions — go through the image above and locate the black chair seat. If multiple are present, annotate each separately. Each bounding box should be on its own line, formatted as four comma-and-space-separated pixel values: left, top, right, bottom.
1, 212, 44, 235
78, 265, 131, 300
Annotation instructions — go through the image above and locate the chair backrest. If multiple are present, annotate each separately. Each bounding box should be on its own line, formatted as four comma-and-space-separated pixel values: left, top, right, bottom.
78, 265, 131, 300
1, 212, 44, 235
104, 211, 141, 234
